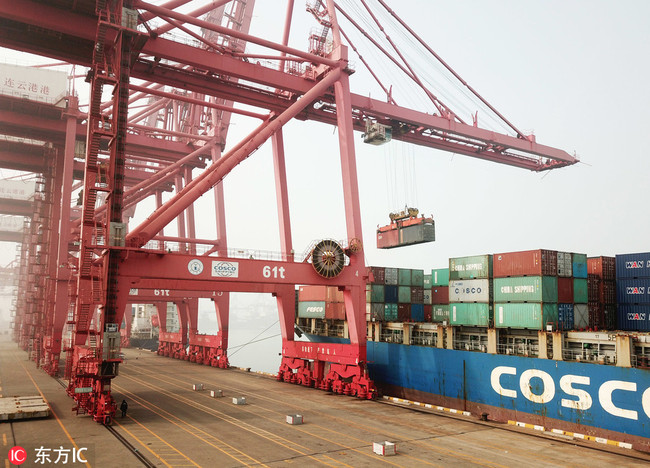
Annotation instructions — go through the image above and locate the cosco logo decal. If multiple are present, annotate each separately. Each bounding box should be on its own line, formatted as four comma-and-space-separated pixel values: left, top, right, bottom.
188, 259, 204, 275
212, 261, 239, 278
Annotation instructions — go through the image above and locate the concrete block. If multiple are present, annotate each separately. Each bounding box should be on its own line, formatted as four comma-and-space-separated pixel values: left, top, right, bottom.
373, 441, 396, 456
232, 397, 246, 405
210, 390, 223, 398
286, 414, 303, 425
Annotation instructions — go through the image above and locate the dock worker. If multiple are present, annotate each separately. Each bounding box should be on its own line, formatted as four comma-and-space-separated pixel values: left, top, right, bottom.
120, 399, 128, 417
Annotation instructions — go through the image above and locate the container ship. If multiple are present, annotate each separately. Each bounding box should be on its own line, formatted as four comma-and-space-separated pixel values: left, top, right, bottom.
296, 249, 650, 452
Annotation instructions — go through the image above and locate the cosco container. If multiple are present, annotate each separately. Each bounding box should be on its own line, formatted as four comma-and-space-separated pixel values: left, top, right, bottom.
369, 266, 385, 284
298, 301, 326, 318
557, 303, 574, 330
366, 303, 384, 321
411, 269, 424, 287
398, 268, 412, 286
449, 279, 491, 303
384, 303, 398, 321
557, 252, 573, 277
384, 267, 398, 285
431, 268, 450, 286
616, 278, 650, 304
384, 285, 398, 303
411, 303, 424, 322
398, 286, 411, 303
366, 284, 385, 303
572, 253, 588, 278
493, 276, 557, 303
617, 304, 650, 331
615, 252, 650, 279
588, 256, 615, 280
449, 255, 492, 280
557, 277, 574, 303
573, 278, 588, 303
493, 249, 557, 277
432, 305, 450, 323
431, 286, 449, 304
574, 303, 589, 329
494, 303, 558, 330
450, 303, 492, 326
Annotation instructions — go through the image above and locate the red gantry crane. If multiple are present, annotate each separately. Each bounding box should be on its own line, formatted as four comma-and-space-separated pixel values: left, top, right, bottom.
0, 0, 577, 424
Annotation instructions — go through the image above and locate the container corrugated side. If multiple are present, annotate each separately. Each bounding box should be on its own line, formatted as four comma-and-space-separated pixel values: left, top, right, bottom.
398, 304, 410, 322
399, 222, 435, 246
615, 252, 650, 278
558, 303, 574, 330
423, 289, 432, 305
366, 303, 384, 321
574, 303, 589, 329
494, 303, 558, 330
493, 276, 558, 303
448, 279, 491, 303
370, 266, 386, 284
431, 304, 450, 322
431, 286, 449, 304
398, 268, 412, 286
449, 255, 492, 280
385, 267, 398, 285
450, 303, 492, 326
557, 251, 573, 277
587, 256, 615, 280
493, 249, 557, 277
616, 278, 650, 304
573, 278, 588, 303
410, 287, 424, 304
423, 274, 432, 287
326, 302, 346, 320
366, 284, 384, 303
572, 253, 588, 278
410, 303, 424, 322
384, 285, 398, 303
411, 269, 424, 287
298, 301, 326, 318
617, 304, 650, 331
557, 276, 574, 303
384, 303, 398, 321
398, 286, 411, 303
431, 268, 450, 286
424, 305, 432, 322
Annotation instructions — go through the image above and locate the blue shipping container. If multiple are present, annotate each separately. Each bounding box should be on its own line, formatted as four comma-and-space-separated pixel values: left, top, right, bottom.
617, 304, 650, 331
410, 303, 424, 322
558, 303, 574, 330
615, 252, 650, 278
384, 285, 399, 303
616, 278, 650, 304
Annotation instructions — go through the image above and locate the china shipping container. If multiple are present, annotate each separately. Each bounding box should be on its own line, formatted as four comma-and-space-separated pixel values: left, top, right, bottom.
558, 277, 574, 303
617, 304, 650, 332
298, 301, 326, 318
573, 278, 588, 303
615, 252, 650, 279
493, 249, 557, 277
370, 266, 386, 284
384, 267, 398, 285
431, 268, 450, 286
572, 253, 588, 278
616, 278, 650, 304
448, 279, 491, 303
384, 285, 398, 303
558, 303, 575, 330
494, 303, 559, 330
450, 303, 492, 326
384, 303, 398, 321
557, 251, 573, 277
411, 303, 424, 322
449, 255, 492, 280
574, 303, 589, 329
432, 304, 450, 322
431, 286, 449, 304
587, 256, 615, 280
493, 276, 558, 303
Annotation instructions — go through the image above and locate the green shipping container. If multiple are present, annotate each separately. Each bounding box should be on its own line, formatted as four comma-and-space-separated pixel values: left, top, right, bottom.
449, 255, 493, 280
494, 302, 559, 330
493, 276, 558, 302
423, 274, 432, 287
450, 303, 492, 326
398, 286, 412, 303
384, 303, 398, 321
298, 301, 326, 318
366, 284, 385, 303
431, 268, 450, 286
573, 278, 588, 303
398, 268, 412, 286
411, 269, 424, 287
431, 304, 450, 323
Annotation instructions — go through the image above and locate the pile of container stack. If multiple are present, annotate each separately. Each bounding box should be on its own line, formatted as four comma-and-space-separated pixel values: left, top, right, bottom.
448, 255, 493, 327
430, 268, 450, 323
587, 256, 616, 330
297, 286, 345, 320
366, 267, 425, 322
571, 253, 589, 329
615, 252, 650, 332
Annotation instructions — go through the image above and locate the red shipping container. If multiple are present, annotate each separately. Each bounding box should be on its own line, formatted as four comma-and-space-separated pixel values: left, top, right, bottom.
298, 286, 343, 303
423, 305, 432, 322
600, 280, 616, 304
557, 277, 574, 303
398, 304, 410, 322
493, 249, 557, 277
588, 302, 603, 329
587, 275, 599, 302
377, 228, 399, 248
325, 302, 346, 320
410, 287, 424, 304
369, 266, 385, 284
431, 286, 449, 304
587, 256, 616, 280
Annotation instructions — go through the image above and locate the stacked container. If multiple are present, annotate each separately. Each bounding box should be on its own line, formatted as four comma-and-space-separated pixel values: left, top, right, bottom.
572, 253, 589, 329
587, 256, 616, 330
431, 268, 450, 323
449, 256, 492, 326
366, 267, 386, 321
615, 252, 650, 331
297, 285, 345, 320
493, 249, 558, 330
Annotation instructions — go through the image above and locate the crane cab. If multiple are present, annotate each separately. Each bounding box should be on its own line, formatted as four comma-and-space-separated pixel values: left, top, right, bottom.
363, 120, 392, 145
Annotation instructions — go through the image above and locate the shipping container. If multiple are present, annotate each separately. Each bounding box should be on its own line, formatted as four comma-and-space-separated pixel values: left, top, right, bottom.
370, 266, 385, 285
298, 301, 326, 318
431, 268, 450, 286
366, 284, 385, 303
398, 221, 435, 247
397, 304, 410, 322
449, 279, 491, 303
573, 278, 588, 303
431, 286, 449, 304
449, 255, 492, 280
450, 303, 492, 327
384, 267, 398, 285
615, 252, 650, 279
398, 268, 412, 286
432, 305, 450, 323
493, 276, 558, 303
494, 303, 558, 330
366, 303, 384, 321
423, 289, 432, 305
588, 302, 602, 329
558, 303, 574, 330
589, 277, 616, 304
326, 302, 346, 320
587, 256, 615, 280
298, 285, 343, 302
398, 286, 412, 303
557, 277, 574, 303
376, 228, 399, 249
574, 303, 589, 329
423, 305, 432, 322
557, 251, 573, 277
384, 285, 399, 303
410, 287, 424, 304
423, 274, 432, 287
411, 303, 424, 322
603, 304, 618, 330
572, 253, 588, 278
493, 249, 557, 277
616, 278, 650, 304
617, 304, 650, 332
384, 303, 398, 321
411, 269, 424, 287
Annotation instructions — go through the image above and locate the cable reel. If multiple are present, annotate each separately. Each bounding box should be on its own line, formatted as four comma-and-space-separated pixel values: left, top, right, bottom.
311, 239, 346, 278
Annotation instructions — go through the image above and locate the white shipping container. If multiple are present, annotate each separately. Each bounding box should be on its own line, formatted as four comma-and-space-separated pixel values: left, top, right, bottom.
557, 252, 573, 277
0, 63, 68, 105
448, 279, 491, 303
384, 268, 398, 285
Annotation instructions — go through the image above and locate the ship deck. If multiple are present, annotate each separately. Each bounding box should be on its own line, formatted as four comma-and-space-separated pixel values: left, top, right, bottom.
1, 336, 649, 467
